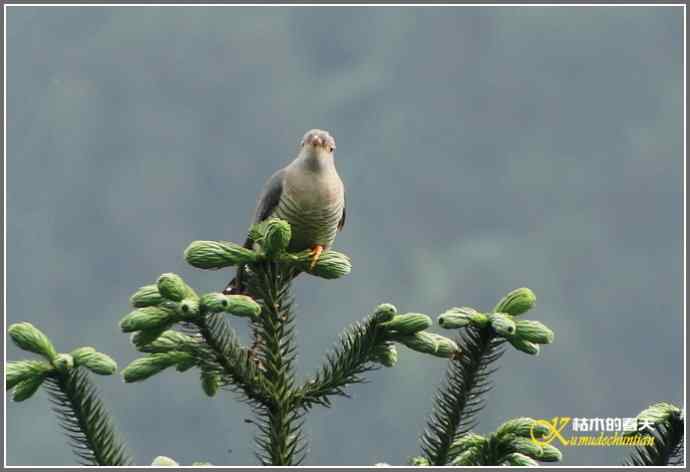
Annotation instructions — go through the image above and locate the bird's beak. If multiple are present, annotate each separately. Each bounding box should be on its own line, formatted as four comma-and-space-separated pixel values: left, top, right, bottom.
302, 130, 334, 153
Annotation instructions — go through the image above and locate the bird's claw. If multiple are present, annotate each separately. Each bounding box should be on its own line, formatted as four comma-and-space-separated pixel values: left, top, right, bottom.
309, 245, 324, 271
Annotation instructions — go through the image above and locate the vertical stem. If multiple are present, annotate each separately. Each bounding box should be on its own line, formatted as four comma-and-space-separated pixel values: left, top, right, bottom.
250, 262, 302, 465
420, 326, 505, 465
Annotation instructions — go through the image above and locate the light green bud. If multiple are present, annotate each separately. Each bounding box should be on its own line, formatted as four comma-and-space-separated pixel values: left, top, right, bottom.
122, 352, 194, 383
247, 218, 270, 241
177, 298, 200, 319
137, 330, 196, 354
622, 402, 682, 438
539, 444, 562, 462
262, 218, 292, 256
184, 240, 259, 269
532, 425, 551, 441
515, 320, 554, 344
438, 309, 470, 329
504, 436, 543, 459
151, 456, 179, 466
73, 351, 118, 375
449, 433, 487, 456
70, 346, 96, 361
372, 303, 397, 323
12, 375, 45, 402
373, 343, 398, 368
493, 288, 536, 317
396, 332, 461, 359
119, 306, 176, 333
489, 313, 517, 337
201, 371, 220, 397
496, 417, 548, 439
6, 360, 53, 390
381, 313, 432, 335
130, 325, 172, 349
226, 295, 262, 319
450, 447, 481, 466
438, 307, 489, 329
508, 336, 540, 356
502, 452, 538, 466
157, 273, 197, 302
637, 402, 682, 426
199, 292, 260, 319
52, 353, 74, 372
130, 284, 164, 308
8, 322, 57, 360
621, 402, 684, 439
200, 293, 231, 313
408, 456, 429, 466
309, 250, 352, 279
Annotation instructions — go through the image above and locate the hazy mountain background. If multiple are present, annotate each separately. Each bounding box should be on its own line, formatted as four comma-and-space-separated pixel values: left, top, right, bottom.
5, 6, 683, 466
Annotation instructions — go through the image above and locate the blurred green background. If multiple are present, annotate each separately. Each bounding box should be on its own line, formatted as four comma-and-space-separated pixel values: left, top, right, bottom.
5, 5, 684, 466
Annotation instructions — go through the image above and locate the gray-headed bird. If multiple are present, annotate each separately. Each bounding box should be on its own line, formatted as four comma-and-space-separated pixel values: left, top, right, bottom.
224, 129, 346, 294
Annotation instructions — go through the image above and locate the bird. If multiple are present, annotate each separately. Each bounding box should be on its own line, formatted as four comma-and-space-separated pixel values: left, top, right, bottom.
224, 129, 346, 295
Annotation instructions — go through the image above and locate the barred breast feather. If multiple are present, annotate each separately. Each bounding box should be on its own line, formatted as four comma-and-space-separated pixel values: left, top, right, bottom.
273, 167, 344, 251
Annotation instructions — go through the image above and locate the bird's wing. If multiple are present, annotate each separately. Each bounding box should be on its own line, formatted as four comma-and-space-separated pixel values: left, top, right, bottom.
254, 168, 285, 223
338, 195, 346, 231
239, 168, 286, 250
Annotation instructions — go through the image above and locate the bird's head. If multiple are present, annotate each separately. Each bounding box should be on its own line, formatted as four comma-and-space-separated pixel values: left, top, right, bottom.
300, 129, 336, 159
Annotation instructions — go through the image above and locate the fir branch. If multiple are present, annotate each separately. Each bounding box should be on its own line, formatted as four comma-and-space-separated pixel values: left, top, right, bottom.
419, 325, 505, 465
624, 405, 684, 466
296, 316, 386, 410
43, 368, 132, 466
247, 262, 306, 466
188, 313, 269, 405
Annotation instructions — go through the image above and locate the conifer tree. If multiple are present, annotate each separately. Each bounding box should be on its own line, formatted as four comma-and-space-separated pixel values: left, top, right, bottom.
6, 219, 683, 466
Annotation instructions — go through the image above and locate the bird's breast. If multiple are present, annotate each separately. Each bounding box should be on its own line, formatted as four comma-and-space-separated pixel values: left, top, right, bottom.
274, 171, 344, 251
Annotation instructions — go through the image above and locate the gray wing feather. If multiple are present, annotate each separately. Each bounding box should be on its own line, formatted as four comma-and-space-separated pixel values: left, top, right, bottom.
253, 168, 285, 223
240, 168, 285, 250
230, 168, 286, 293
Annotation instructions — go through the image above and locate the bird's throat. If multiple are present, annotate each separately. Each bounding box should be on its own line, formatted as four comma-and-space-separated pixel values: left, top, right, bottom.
296, 149, 334, 173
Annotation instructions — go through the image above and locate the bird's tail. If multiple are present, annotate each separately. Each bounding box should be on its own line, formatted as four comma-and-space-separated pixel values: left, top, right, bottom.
223, 264, 303, 295
222, 236, 254, 295
223, 265, 248, 295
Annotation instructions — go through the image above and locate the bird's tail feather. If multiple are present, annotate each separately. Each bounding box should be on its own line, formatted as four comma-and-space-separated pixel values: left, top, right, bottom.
222, 264, 303, 296
222, 236, 254, 295
223, 265, 247, 295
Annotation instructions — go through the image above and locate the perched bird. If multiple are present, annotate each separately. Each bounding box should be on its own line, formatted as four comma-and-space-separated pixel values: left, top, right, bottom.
224, 129, 346, 294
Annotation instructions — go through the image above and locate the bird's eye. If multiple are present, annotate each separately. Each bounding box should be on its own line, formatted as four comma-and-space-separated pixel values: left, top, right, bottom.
329, 146, 335, 152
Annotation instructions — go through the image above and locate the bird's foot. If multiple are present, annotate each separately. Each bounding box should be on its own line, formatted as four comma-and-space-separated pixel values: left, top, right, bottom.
308, 244, 324, 271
